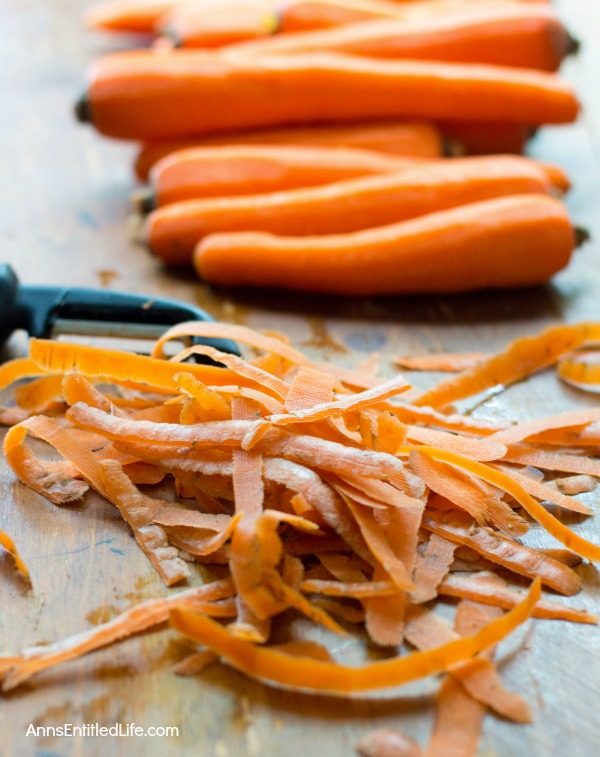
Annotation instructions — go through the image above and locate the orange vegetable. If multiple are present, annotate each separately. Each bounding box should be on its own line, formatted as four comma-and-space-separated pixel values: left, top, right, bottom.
86, 0, 179, 33
133, 121, 444, 182
194, 194, 575, 296
148, 155, 559, 264
228, 3, 575, 71
160, 1, 279, 47
144, 144, 417, 208
76, 50, 580, 141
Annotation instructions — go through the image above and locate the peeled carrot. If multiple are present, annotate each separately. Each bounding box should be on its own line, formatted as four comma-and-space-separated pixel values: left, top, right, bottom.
226, 4, 575, 72
75, 51, 580, 141
133, 122, 445, 182
143, 144, 417, 208
86, 0, 180, 33
159, 1, 279, 48
163, 0, 555, 47
194, 194, 575, 296
147, 155, 558, 263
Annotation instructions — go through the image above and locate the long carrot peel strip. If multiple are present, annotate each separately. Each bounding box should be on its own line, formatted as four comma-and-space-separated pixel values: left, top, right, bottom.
404, 445, 600, 563
4, 418, 190, 585
170, 578, 540, 695
28, 339, 236, 392
414, 324, 590, 409
0, 357, 49, 393
2, 579, 235, 691
438, 572, 596, 625
0, 528, 31, 583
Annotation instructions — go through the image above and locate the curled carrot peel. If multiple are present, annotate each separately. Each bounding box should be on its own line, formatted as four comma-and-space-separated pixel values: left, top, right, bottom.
414, 323, 600, 409
402, 445, 600, 562
170, 578, 540, 694
0, 529, 31, 583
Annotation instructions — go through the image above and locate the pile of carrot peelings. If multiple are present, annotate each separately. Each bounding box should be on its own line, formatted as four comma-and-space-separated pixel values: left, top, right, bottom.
2, 321, 600, 755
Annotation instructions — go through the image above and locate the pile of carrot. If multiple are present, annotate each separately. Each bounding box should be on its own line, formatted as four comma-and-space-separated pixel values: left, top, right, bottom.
2, 320, 600, 754
77, 0, 585, 295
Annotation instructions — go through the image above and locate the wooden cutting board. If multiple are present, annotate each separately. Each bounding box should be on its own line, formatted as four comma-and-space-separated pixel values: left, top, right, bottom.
1, 1, 600, 755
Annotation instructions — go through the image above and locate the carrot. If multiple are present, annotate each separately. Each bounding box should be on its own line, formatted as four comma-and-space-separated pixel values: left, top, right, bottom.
148, 155, 558, 264
76, 51, 580, 141
86, 0, 180, 33
226, 4, 575, 72
143, 144, 417, 209
194, 194, 576, 296
133, 122, 444, 182
159, 1, 279, 48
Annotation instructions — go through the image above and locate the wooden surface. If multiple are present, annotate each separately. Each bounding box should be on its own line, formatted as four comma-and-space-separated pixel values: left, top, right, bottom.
1, 2, 600, 755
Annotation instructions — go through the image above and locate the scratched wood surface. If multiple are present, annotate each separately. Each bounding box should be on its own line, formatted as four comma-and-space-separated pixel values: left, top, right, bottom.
1, 1, 600, 755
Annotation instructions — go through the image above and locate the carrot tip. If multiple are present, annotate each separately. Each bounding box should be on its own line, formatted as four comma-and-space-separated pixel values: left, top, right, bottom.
74, 92, 91, 123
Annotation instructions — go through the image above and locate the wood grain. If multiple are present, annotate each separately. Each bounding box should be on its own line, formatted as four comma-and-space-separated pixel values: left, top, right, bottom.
1, 1, 599, 755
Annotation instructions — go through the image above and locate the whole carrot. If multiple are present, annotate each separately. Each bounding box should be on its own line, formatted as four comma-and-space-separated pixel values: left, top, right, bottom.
163, 0, 537, 47
133, 121, 444, 182
145, 155, 559, 264
193, 194, 575, 295
75, 51, 580, 141
160, 1, 279, 48
86, 0, 181, 33
227, 4, 576, 71
277, 0, 553, 34
143, 144, 419, 208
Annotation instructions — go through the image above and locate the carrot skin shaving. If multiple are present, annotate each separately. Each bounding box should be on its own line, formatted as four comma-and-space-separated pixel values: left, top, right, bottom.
438, 573, 597, 625
403, 445, 600, 563
414, 323, 587, 409
0, 529, 31, 583
2, 579, 235, 691
170, 577, 541, 694
423, 509, 581, 596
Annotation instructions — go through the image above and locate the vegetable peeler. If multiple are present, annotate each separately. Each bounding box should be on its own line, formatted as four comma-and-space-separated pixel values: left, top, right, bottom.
0, 264, 240, 359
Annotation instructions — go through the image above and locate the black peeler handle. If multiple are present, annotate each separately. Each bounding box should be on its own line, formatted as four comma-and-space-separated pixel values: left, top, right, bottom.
0, 264, 240, 357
